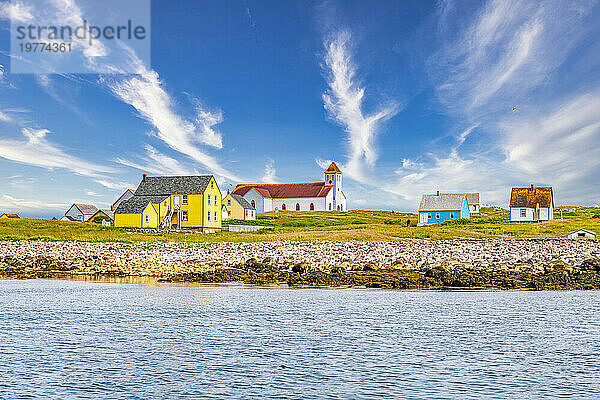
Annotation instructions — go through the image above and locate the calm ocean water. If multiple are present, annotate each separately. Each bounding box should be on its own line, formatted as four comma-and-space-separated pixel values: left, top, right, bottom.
0, 279, 599, 399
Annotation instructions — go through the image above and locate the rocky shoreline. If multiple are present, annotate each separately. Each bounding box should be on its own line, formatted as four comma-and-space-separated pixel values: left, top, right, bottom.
1, 239, 599, 289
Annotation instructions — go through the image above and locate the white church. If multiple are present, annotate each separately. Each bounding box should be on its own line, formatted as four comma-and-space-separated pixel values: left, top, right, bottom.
231, 162, 347, 212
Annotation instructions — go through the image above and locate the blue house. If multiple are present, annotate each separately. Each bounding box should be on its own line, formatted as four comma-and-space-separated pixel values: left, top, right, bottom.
418, 192, 470, 225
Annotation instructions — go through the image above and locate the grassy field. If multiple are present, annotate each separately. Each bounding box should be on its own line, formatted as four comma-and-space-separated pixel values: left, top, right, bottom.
0, 207, 598, 243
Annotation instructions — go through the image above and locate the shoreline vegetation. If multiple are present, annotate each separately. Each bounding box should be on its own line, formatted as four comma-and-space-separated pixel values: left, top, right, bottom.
1, 207, 599, 289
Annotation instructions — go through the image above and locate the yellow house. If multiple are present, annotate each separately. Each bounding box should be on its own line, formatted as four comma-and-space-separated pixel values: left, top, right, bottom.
223, 193, 256, 220
114, 174, 222, 231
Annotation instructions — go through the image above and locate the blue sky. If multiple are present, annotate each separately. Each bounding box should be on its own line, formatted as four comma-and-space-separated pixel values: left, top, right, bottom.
1, 0, 600, 217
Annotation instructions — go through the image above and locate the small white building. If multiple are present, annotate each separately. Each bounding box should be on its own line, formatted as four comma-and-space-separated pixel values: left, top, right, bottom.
232, 162, 347, 212
567, 229, 596, 239
221, 204, 231, 220
63, 203, 99, 222
509, 185, 554, 223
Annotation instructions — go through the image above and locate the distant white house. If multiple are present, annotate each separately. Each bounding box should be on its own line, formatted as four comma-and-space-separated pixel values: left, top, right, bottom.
111, 189, 135, 211
567, 229, 596, 239
509, 185, 554, 223
62, 204, 98, 222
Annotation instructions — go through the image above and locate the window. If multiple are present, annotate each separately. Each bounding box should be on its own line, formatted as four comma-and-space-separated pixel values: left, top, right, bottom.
296, 203, 300, 211
182, 210, 188, 221
208, 194, 211, 205
211, 181, 214, 189
227, 199, 231, 206
214, 211, 217, 220
245, 210, 248, 217
435, 213, 440, 219
282, 204, 286, 210
450, 213, 455, 219
145, 215, 149, 223
164, 201, 167, 207
310, 203, 314, 211
428, 213, 431, 219
207, 211, 211, 221
520, 209, 526, 217
329, 203, 332, 210
182, 195, 188, 205
251, 200, 255, 209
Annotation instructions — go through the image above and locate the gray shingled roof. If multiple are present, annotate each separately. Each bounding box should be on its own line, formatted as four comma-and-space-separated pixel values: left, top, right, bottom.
135, 176, 213, 196
231, 193, 254, 210
419, 194, 467, 211
73, 204, 98, 214
115, 195, 169, 214
441, 192, 479, 206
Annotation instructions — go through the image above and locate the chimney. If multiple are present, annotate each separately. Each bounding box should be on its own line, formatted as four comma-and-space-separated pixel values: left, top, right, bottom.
436, 191, 440, 196
142, 174, 147, 182
530, 184, 534, 191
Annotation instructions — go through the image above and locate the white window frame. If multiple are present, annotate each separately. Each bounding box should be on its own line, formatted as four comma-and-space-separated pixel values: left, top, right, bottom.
227, 199, 231, 206
520, 208, 526, 217
182, 195, 188, 205
207, 211, 211, 221
214, 211, 217, 220
450, 213, 455, 219
428, 213, 431, 219
435, 213, 440, 219
182, 210, 188, 221
207, 194, 211, 205
145, 215, 149, 223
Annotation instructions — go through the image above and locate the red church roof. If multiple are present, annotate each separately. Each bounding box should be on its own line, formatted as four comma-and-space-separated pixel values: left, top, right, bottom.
325, 161, 342, 173
233, 182, 332, 198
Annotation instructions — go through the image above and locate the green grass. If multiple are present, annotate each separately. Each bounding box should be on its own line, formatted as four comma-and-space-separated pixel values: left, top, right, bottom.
1, 207, 598, 243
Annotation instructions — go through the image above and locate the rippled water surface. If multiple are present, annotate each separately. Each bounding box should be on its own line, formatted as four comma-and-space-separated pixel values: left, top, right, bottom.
1, 280, 599, 399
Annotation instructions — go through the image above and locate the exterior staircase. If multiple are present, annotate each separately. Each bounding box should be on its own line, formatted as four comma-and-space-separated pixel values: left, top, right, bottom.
160, 204, 181, 229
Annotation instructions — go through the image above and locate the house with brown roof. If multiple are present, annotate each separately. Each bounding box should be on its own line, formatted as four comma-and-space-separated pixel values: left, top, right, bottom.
509, 185, 554, 222
231, 162, 347, 212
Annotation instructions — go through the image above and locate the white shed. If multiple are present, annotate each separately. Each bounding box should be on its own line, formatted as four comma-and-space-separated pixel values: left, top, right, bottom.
566, 229, 596, 239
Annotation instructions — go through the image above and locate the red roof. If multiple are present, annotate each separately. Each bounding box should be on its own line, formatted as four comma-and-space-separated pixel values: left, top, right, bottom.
325, 161, 342, 173
233, 182, 332, 198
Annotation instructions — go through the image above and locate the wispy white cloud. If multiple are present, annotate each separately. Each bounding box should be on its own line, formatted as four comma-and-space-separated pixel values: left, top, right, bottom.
94, 179, 135, 191
434, 0, 595, 116
0, 194, 66, 212
261, 158, 278, 183
500, 90, 600, 197
0, 111, 12, 122
0, 0, 34, 23
105, 52, 239, 181
115, 144, 199, 176
322, 30, 399, 182
0, 127, 115, 177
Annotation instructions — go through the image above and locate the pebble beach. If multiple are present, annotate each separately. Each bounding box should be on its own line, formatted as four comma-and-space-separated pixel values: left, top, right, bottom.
2, 239, 600, 289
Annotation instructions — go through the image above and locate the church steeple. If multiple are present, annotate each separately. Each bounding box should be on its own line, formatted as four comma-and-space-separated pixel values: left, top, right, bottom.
324, 161, 342, 210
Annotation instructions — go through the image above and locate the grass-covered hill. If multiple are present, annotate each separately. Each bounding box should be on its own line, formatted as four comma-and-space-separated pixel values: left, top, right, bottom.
0, 207, 598, 243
